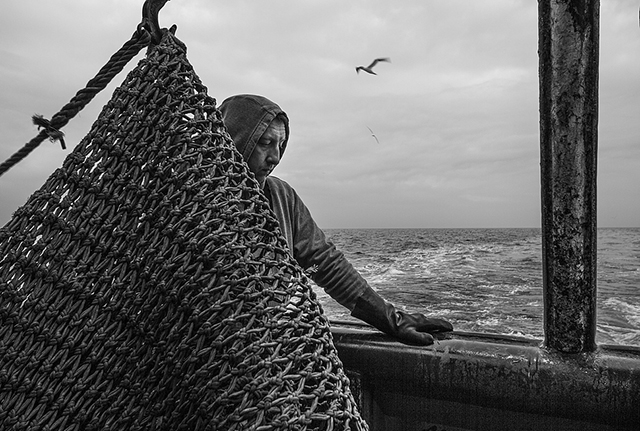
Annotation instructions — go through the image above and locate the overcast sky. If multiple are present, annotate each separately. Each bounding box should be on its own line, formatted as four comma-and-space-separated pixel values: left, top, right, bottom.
1, 0, 638, 228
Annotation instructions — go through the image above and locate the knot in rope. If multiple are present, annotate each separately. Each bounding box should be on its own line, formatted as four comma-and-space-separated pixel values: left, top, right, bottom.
32, 115, 66, 150
0, 28, 152, 179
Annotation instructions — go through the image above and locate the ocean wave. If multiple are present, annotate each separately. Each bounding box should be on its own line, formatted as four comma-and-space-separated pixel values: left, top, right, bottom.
602, 297, 640, 327
597, 323, 640, 345
320, 228, 639, 346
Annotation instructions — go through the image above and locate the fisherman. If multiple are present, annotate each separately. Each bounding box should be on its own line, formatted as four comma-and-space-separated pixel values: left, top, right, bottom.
219, 94, 453, 345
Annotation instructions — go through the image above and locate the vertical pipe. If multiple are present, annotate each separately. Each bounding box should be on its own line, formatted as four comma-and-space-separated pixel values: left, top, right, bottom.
538, 0, 599, 353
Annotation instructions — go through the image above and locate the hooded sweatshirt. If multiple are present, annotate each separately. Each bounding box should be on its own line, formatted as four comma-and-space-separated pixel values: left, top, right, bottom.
219, 94, 368, 310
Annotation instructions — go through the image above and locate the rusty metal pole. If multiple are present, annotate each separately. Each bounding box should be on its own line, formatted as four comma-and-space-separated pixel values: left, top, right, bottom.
538, 0, 599, 353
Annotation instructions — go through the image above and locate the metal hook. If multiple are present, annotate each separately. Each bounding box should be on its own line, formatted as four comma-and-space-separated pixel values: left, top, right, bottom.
139, 0, 171, 45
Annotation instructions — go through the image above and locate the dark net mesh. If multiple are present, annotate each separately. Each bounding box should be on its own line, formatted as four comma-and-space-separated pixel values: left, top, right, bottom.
0, 30, 368, 431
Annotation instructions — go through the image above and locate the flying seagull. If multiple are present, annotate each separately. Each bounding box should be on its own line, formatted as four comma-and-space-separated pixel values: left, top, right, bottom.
356, 57, 391, 75
367, 126, 380, 144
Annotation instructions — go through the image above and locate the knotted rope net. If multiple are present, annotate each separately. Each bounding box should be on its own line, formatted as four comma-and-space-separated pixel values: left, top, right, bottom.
0, 29, 368, 430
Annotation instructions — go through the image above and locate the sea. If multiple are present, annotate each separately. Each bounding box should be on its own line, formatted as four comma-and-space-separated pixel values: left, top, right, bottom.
312, 227, 640, 347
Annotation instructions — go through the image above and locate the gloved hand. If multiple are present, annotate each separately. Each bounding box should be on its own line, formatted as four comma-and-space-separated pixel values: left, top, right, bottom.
350, 287, 453, 346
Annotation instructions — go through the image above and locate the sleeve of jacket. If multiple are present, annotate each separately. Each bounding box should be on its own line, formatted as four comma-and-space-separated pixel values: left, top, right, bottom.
266, 177, 368, 310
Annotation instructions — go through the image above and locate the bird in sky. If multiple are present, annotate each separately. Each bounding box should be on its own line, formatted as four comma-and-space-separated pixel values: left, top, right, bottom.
367, 126, 380, 144
355, 58, 391, 75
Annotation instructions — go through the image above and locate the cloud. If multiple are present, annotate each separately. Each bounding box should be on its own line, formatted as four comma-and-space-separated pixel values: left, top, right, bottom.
0, 1, 638, 228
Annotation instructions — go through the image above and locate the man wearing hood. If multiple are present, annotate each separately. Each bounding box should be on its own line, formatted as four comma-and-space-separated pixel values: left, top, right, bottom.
219, 94, 453, 345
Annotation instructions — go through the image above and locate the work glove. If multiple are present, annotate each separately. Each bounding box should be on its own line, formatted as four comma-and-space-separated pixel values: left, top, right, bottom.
350, 287, 453, 346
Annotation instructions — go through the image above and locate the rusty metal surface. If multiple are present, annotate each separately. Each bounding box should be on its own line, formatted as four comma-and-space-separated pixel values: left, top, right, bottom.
332, 324, 640, 430
538, 0, 600, 353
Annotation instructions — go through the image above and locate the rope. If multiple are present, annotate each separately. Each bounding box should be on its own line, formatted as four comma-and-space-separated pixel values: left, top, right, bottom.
0, 29, 152, 178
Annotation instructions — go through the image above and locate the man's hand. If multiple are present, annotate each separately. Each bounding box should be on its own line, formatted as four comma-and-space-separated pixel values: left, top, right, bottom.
351, 287, 453, 346
394, 310, 453, 345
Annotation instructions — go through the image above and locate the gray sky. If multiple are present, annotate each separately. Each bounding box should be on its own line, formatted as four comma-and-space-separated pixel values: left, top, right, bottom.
1, 0, 638, 228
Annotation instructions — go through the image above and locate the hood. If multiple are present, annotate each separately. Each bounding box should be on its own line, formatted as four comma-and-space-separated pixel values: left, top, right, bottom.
219, 94, 290, 161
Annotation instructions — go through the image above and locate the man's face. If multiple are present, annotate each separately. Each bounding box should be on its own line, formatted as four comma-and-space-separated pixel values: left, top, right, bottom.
247, 119, 286, 188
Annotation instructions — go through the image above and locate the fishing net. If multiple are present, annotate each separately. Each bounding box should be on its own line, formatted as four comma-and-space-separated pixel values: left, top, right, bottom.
0, 29, 368, 430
